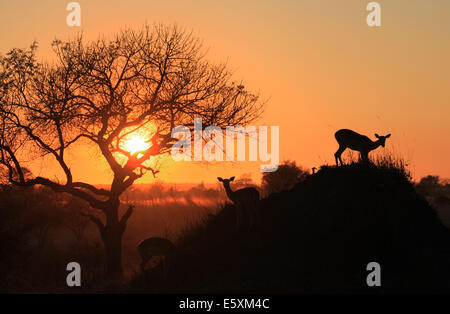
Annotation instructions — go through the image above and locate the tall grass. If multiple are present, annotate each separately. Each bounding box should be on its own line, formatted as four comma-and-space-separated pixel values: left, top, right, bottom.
338, 149, 412, 181
372, 149, 412, 180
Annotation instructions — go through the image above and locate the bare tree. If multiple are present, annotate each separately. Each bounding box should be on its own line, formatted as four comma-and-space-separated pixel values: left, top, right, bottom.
0, 24, 263, 281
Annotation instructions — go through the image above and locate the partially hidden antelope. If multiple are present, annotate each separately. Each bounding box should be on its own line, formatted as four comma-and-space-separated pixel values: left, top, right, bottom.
334, 129, 391, 166
218, 176, 261, 229
138, 237, 175, 273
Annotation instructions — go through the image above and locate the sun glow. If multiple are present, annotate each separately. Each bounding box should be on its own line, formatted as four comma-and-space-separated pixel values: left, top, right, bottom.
124, 136, 151, 155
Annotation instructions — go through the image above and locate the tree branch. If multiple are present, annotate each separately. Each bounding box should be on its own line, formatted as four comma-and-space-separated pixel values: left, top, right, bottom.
82, 213, 106, 237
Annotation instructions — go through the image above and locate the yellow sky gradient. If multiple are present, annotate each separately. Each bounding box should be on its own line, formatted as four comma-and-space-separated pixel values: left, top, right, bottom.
1, 0, 449, 184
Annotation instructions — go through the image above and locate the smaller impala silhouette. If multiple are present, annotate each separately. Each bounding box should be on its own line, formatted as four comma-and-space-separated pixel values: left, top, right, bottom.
218, 176, 261, 229
334, 129, 391, 166
138, 237, 175, 272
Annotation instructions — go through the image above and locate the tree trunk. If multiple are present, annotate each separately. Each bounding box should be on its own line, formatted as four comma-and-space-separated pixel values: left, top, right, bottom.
103, 223, 124, 283
89, 192, 134, 284
100, 199, 125, 283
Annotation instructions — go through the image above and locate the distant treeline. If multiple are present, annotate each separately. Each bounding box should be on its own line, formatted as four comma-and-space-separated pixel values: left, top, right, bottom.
414, 175, 450, 227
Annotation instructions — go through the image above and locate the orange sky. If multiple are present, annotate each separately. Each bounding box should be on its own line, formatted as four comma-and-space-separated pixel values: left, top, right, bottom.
1, 0, 449, 184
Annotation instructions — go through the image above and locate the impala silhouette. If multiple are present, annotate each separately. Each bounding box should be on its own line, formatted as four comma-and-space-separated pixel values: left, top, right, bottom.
334, 129, 391, 166
218, 176, 261, 229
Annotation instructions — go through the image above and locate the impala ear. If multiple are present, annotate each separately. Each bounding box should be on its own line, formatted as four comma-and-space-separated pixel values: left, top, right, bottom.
386, 134, 391, 138
375, 133, 380, 138
217, 177, 223, 182
230, 176, 235, 181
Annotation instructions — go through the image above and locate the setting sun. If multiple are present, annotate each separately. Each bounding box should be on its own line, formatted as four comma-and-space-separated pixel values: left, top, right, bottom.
124, 136, 151, 155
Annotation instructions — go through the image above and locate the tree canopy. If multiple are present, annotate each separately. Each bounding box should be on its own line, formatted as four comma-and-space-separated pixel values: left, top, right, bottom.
0, 24, 263, 205
0, 24, 264, 279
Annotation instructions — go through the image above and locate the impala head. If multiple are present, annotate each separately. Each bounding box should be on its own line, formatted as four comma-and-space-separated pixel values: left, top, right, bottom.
217, 176, 235, 185
374, 133, 391, 147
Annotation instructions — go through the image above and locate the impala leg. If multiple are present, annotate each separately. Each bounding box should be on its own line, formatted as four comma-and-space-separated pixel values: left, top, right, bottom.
335, 146, 345, 166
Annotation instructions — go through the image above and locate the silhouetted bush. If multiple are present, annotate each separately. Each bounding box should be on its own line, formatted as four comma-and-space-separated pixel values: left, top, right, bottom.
261, 160, 308, 196
415, 175, 450, 229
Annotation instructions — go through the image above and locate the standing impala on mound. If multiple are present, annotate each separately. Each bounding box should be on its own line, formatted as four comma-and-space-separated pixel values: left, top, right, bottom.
334, 129, 391, 166
218, 176, 261, 229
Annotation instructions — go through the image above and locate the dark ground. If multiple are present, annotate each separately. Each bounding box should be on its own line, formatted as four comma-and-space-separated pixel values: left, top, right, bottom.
129, 163, 450, 293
